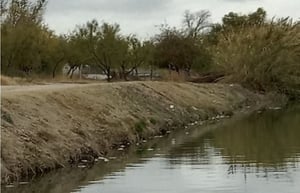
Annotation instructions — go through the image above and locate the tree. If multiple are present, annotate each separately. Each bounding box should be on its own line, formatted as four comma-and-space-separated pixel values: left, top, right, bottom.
150, 10, 214, 77
183, 10, 211, 38
95, 22, 128, 81
119, 36, 148, 80
40, 33, 67, 78
64, 29, 91, 78
143, 41, 156, 80
72, 20, 128, 81
222, 7, 266, 29
1, 0, 48, 76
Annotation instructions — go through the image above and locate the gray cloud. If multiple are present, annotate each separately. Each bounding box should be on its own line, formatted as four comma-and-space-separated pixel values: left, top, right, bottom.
46, 0, 172, 16
222, 0, 259, 1
44, 0, 300, 37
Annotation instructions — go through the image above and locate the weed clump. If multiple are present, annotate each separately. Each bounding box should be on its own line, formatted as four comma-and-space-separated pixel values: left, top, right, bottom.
134, 120, 147, 134
149, 118, 157, 125
1, 111, 13, 124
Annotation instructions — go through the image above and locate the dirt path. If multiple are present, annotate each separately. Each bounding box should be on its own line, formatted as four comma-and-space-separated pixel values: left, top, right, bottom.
1, 83, 102, 95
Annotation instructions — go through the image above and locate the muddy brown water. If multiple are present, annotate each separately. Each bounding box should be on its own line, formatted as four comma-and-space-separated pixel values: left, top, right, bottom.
2, 105, 300, 193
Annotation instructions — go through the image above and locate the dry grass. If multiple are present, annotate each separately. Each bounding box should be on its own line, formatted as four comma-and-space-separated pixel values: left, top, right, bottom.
0, 81, 285, 183
213, 19, 300, 96
0, 74, 103, 86
0, 75, 28, 85
160, 69, 188, 82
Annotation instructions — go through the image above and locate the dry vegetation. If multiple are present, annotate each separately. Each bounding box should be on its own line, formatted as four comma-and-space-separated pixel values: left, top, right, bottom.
0, 81, 286, 184
213, 19, 300, 97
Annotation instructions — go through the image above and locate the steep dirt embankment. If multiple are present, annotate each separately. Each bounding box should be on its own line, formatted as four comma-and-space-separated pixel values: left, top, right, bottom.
0, 81, 285, 183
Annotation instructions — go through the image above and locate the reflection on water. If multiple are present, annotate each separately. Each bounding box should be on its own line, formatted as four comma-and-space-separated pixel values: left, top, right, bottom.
3, 105, 300, 193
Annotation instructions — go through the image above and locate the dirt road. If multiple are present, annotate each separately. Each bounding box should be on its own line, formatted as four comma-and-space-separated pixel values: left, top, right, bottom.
1, 83, 102, 95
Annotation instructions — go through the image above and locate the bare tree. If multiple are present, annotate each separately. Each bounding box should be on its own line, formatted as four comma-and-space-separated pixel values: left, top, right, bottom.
183, 10, 211, 38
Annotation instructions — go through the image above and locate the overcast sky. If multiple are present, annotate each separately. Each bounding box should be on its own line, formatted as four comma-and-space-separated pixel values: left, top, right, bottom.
44, 0, 300, 38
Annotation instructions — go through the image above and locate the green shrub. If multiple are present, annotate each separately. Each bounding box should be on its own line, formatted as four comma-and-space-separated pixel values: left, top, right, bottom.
134, 120, 147, 134
149, 118, 157, 125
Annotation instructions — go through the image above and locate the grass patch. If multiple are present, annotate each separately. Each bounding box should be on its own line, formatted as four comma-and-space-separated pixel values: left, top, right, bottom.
149, 117, 157, 125
134, 119, 147, 134
1, 111, 14, 124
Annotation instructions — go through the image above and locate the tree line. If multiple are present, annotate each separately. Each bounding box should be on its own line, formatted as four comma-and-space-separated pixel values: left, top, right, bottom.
1, 0, 299, 96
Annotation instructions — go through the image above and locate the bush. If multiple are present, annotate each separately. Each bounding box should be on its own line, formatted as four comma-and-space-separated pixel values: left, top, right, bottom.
134, 120, 147, 134
213, 18, 300, 96
149, 118, 157, 125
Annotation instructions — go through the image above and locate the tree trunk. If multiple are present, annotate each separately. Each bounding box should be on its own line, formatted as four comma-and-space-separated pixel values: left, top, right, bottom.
150, 63, 153, 80
135, 68, 138, 78
106, 67, 111, 82
67, 66, 73, 76
121, 65, 126, 80
70, 66, 77, 79
175, 66, 180, 75
52, 63, 59, 78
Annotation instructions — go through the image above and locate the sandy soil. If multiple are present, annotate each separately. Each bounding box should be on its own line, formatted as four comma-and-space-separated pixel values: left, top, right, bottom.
0, 81, 286, 184
1, 83, 100, 94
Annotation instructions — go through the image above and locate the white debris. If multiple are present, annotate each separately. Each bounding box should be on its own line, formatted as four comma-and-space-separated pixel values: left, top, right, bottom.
192, 106, 198, 110
19, 182, 29, 185
5, 184, 15, 188
169, 105, 175, 109
269, 107, 282, 110
98, 157, 109, 162
171, 138, 176, 145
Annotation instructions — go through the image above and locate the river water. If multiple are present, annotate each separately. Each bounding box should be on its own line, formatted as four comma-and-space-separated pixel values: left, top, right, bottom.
3, 105, 300, 193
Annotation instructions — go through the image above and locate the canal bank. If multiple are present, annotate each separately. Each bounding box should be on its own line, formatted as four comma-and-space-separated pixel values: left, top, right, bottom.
1, 81, 287, 184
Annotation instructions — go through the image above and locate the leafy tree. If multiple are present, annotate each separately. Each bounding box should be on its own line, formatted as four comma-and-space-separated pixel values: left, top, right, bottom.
95, 22, 128, 81
40, 33, 67, 78
65, 26, 92, 78
154, 14, 213, 76
72, 20, 128, 81
1, 0, 48, 76
222, 7, 266, 29
143, 40, 156, 80
119, 36, 148, 80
